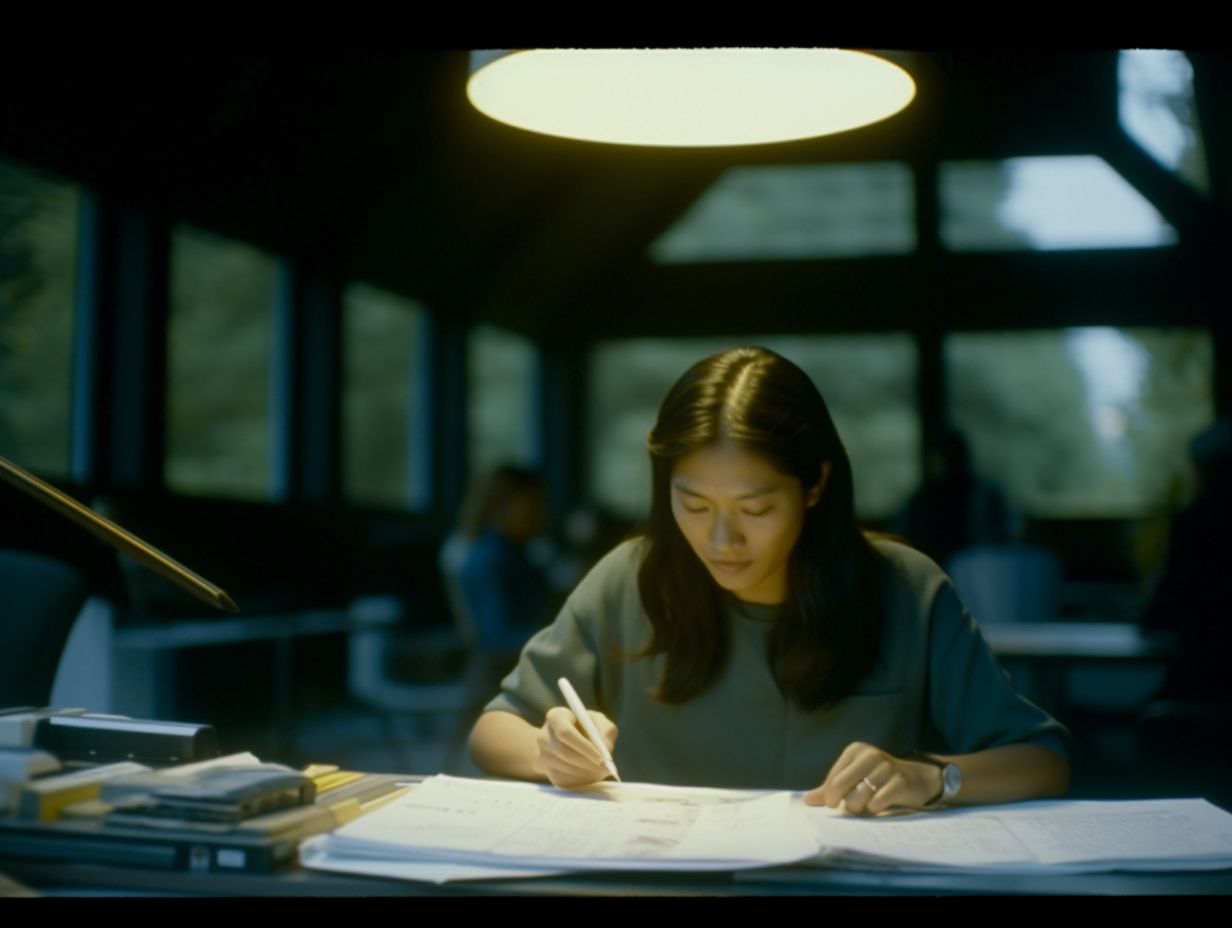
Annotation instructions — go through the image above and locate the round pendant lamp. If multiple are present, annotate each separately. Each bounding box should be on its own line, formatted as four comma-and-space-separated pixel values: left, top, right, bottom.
467, 49, 916, 148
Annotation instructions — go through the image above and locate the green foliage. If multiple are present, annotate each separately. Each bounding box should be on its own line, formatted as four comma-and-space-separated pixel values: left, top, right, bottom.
342, 282, 427, 508
949, 329, 1213, 517
0, 158, 77, 475
468, 324, 536, 479
165, 226, 276, 497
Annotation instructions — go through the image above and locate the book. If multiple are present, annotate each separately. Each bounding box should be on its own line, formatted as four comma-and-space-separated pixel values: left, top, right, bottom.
102, 764, 314, 824
16, 762, 150, 823
0, 761, 407, 874
0, 748, 61, 814
0, 815, 310, 873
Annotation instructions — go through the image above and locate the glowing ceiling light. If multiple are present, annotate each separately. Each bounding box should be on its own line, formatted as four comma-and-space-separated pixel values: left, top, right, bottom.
467, 49, 916, 148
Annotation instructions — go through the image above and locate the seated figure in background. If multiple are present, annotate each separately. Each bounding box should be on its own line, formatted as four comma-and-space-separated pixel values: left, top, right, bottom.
441, 465, 553, 662
892, 427, 1018, 568
1141, 420, 1232, 705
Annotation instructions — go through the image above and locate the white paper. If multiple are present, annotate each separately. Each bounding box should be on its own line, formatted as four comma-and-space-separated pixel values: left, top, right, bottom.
807, 798, 1232, 873
299, 776, 1232, 884
312, 775, 819, 873
994, 799, 1232, 868
299, 835, 564, 884
806, 805, 1038, 869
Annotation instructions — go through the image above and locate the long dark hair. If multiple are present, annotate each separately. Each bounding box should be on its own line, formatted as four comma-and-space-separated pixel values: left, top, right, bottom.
637, 347, 887, 710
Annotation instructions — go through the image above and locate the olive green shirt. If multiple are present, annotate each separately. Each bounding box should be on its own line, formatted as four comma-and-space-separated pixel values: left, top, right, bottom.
484, 538, 1068, 790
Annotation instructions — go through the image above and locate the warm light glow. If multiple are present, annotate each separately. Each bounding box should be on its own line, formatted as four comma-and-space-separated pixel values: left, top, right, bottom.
467, 49, 915, 147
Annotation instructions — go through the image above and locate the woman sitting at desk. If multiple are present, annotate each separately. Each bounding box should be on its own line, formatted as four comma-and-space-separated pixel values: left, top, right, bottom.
469, 348, 1069, 814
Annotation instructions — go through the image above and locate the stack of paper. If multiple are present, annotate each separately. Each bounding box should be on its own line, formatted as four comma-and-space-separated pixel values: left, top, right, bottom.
805, 799, 1232, 873
302, 775, 818, 883
300, 775, 1232, 885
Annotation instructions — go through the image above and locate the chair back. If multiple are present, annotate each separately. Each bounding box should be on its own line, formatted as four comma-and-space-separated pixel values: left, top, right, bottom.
947, 543, 1062, 625
0, 548, 87, 706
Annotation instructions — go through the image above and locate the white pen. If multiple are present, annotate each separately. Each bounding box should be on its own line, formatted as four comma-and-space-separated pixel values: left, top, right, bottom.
556, 677, 621, 782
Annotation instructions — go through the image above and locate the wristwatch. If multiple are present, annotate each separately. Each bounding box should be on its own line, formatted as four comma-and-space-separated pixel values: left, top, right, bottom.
915, 755, 962, 808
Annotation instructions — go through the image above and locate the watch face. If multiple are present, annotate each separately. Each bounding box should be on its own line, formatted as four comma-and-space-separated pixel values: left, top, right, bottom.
941, 763, 962, 801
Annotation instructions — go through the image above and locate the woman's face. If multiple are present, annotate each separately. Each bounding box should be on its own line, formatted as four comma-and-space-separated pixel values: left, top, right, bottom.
670, 440, 825, 605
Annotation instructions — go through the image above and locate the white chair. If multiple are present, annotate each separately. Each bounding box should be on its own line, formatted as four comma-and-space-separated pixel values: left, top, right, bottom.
346, 593, 496, 774
1, 548, 87, 708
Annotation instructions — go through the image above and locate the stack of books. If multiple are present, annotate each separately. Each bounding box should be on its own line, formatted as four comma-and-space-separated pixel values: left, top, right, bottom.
0, 708, 407, 874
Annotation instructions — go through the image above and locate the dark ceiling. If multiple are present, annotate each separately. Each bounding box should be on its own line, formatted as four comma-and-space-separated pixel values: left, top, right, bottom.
1, 50, 1228, 348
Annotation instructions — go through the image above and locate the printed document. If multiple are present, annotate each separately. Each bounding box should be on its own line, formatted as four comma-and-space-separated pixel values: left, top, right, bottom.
314, 775, 817, 873
299, 776, 1232, 884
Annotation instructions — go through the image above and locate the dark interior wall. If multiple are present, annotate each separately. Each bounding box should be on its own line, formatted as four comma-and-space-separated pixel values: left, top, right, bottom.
1, 50, 1227, 572
2, 51, 1227, 340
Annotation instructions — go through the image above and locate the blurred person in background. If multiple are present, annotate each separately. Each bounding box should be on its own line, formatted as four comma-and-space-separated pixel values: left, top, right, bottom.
892, 427, 1019, 567
1141, 420, 1232, 704
441, 465, 554, 662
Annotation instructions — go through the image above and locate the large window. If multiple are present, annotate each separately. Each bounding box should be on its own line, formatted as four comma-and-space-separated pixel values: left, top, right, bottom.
0, 156, 79, 476
468, 324, 538, 480
939, 156, 1177, 251
166, 225, 277, 498
590, 336, 918, 521
1118, 50, 1209, 195
342, 282, 429, 509
946, 327, 1213, 517
651, 162, 915, 263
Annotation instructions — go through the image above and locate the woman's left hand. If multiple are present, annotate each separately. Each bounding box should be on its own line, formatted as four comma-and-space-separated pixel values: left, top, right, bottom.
803, 741, 943, 815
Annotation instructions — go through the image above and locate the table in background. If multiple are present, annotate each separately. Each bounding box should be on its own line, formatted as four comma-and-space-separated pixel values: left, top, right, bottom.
983, 623, 1174, 715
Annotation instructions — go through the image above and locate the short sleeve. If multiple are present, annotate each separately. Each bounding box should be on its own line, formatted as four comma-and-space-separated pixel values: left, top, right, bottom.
481, 540, 645, 726
458, 534, 549, 653
926, 576, 1070, 759
483, 602, 601, 726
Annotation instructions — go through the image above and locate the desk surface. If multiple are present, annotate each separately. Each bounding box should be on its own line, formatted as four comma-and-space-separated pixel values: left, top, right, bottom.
114, 609, 353, 650
7, 858, 1232, 897
983, 623, 1174, 661
7, 774, 1232, 896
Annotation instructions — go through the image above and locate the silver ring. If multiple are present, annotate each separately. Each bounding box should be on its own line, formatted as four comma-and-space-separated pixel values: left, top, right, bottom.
861, 777, 878, 792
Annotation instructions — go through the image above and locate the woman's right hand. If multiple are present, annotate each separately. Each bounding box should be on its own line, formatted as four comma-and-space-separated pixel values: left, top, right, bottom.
536, 707, 619, 788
